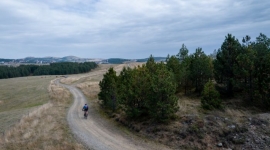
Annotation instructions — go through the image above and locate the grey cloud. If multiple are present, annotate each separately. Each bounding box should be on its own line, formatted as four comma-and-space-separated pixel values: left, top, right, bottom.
0, 0, 269, 59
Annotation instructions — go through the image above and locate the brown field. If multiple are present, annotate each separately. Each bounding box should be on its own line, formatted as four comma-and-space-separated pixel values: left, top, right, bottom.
0, 77, 84, 150
0, 76, 55, 133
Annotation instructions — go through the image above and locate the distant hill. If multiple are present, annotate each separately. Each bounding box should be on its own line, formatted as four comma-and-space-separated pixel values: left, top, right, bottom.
136, 57, 166, 62
106, 57, 166, 64
0, 56, 101, 64
0, 56, 167, 64
62, 56, 81, 61
107, 58, 130, 64
0, 58, 13, 63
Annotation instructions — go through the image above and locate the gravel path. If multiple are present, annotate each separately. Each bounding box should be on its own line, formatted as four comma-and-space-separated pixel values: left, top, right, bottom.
57, 79, 170, 150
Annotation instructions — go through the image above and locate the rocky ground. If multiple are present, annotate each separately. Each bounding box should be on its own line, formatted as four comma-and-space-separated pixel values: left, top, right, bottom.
112, 109, 270, 150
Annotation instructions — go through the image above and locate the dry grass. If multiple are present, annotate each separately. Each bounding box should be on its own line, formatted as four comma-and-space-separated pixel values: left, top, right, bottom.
223, 108, 248, 123
74, 63, 144, 100
224, 108, 246, 118
77, 82, 100, 100
177, 95, 200, 116
60, 77, 80, 85
0, 78, 84, 150
60, 64, 118, 85
60, 63, 143, 86
0, 76, 55, 133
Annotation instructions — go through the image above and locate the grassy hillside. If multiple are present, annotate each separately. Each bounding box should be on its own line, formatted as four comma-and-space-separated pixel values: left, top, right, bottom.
0, 76, 84, 149
0, 76, 55, 133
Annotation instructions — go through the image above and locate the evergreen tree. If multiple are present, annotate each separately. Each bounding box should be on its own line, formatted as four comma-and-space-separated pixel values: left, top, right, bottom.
201, 80, 221, 110
118, 65, 151, 118
148, 62, 178, 121
166, 55, 181, 89
235, 35, 256, 102
252, 33, 270, 108
190, 48, 213, 93
98, 67, 118, 111
179, 55, 192, 95
214, 34, 242, 97
146, 54, 156, 73
176, 44, 189, 62
117, 56, 179, 120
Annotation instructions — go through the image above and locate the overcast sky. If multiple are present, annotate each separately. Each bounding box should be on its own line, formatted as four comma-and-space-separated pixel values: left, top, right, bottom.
0, 0, 269, 59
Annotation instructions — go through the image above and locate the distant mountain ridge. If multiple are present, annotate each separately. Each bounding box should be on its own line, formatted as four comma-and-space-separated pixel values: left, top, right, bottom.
0, 56, 166, 64
0, 56, 101, 64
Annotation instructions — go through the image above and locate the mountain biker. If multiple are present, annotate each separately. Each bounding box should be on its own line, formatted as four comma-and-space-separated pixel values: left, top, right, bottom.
82, 104, 88, 117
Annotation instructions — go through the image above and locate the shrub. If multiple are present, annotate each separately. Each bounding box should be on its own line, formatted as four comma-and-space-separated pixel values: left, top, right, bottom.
201, 80, 221, 110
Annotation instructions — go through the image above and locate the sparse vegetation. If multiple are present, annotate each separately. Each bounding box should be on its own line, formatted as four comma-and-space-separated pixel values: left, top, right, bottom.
0, 76, 55, 133
95, 33, 270, 149
0, 77, 84, 149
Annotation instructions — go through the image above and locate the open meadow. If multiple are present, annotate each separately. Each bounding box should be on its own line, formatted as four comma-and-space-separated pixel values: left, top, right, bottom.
0, 76, 55, 133
0, 76, 84, 149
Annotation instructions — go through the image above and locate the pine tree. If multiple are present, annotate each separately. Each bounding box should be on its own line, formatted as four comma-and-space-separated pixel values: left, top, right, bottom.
148, 62, 178, 121
118, 65, 151, 118
177, 44, 189, 62
252, 33, 270, 108
98, 67, 118, 111
179, 55, 192, 95
166, 55, 181, 89
190, 48, 213, 93
235, 35, 256, 103
201, 80, 221, 110
214, 34, 242, 97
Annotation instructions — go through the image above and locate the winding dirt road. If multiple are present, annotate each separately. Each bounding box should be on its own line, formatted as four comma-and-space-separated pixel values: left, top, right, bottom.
57, 79, 170, 150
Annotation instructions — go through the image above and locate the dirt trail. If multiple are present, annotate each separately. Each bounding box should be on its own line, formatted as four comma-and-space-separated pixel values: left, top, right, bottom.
56, 71, 170, 150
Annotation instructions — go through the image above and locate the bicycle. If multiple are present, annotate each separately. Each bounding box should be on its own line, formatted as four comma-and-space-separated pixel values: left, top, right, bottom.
84, 111, 88, 119
82, 104, 89, 119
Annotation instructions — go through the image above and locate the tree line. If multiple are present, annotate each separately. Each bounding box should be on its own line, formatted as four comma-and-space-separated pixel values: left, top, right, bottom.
0, 62, 97, 79
98, 33, 270, 122
99, 58, 178, 122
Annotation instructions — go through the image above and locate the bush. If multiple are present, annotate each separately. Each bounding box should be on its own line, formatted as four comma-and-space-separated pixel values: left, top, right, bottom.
201, 80, 221, 110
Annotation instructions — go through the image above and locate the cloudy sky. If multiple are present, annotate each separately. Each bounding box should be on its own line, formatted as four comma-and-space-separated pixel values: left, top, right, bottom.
0, 0, 269, 59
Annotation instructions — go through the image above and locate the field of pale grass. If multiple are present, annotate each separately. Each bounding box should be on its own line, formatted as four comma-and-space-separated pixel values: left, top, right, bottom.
0, 76, 55, 133
74, 63, 144, 101
0, 77, 84, 150
60, 64, 118, 85
177, 95, 200, 116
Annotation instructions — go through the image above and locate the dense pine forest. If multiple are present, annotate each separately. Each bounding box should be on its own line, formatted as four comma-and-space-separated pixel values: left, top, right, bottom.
98, 33, 270, 122
0, 62, 97, 79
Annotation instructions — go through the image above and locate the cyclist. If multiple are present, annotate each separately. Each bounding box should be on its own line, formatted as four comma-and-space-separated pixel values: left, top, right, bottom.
82, 104, 89, 118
